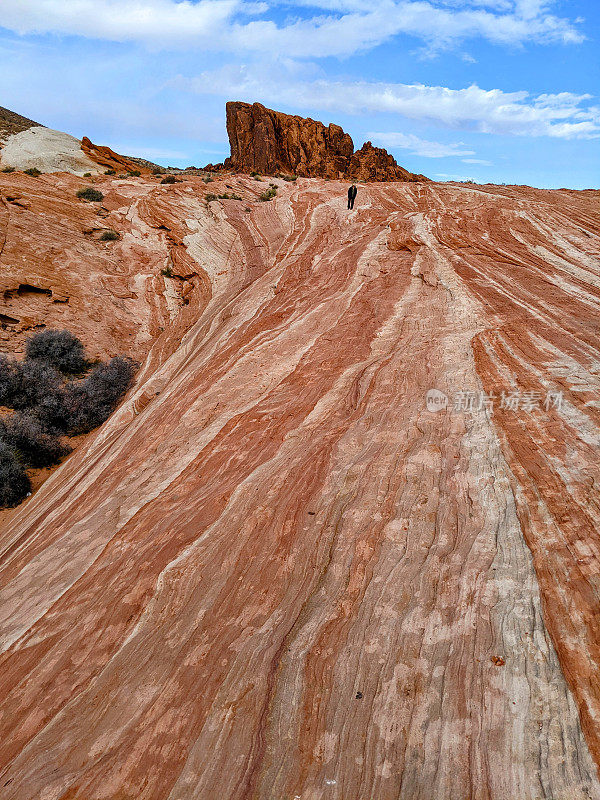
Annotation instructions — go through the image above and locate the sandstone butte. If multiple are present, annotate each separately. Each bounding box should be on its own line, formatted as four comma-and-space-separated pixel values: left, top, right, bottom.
0, 153, 600, 800
208, 101, 428, 181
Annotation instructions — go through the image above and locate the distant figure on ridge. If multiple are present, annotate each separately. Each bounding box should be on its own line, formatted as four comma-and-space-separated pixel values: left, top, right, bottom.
347, 184, 357, 210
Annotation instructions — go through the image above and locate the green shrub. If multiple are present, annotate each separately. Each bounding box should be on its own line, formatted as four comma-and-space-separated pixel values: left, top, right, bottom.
24, 167, 42, 177
152, 167, 165, 175
83, 172, 92, 177
100, 229, 120, 242
77, 187, 104, 202
250, 171, 260, 177
259, 186, 277, 202
203, 176, 214, 183
160, 175, 178, 185
1, 166, 15, 174
283, 175, 297, 182
161, 266, 173, 277
205, 193, 218, 202
217, 192, 242, 201
127, 169, 141, 178
105, 169, 116, 175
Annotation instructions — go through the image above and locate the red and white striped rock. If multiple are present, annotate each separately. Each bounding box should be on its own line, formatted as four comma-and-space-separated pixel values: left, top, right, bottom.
0, 175, 599, 800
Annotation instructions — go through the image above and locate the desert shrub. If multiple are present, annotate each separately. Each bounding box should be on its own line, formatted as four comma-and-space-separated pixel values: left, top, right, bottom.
0, 354, 21, 406
1, 166, 15, 173
100, 229, 120, 241
83, 172, 92, 177
82, 356, 136, 416
152, 167, 165, 175
105, 169, 116, 175
161, 266, 173, 277
250, 171, 260, 177
203, 176, 214, 183
217, 192, 242, 201
205, 193, 217, 202
127, 170, 141, 177
161, 175, 178, 185
283, 175, 297, 182
58, 357, 136, 434
11, 359, 62, 410
24, 167, 42, 177
0, 413, 71, 468
0, 330, 138, 506
0, 441, 31, 507
36, 357, 136, 435
259, 186, 277, 202
77, 187, 104, 202
26, 329, 87, 374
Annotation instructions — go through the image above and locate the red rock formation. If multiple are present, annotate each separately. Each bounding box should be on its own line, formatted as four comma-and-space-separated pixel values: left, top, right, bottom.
349, 140, 422, 181
0, 173, 599, 800
80, 136, 152, 174
223, 101, 426, 181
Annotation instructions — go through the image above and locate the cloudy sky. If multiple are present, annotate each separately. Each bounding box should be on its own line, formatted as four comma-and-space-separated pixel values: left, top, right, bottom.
1, 0, 598, 187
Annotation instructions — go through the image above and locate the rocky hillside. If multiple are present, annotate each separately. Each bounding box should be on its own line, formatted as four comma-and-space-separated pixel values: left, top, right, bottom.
0, 169, 599, 800
0, 105, 155, 175
219, 101, 427, 181
0, 106, 40, 144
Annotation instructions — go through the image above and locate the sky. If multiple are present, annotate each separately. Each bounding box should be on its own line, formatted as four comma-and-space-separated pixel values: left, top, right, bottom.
0, 0, 598, 187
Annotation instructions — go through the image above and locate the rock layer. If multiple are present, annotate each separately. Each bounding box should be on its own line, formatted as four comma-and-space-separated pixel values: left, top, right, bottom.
0, 170, 209, 359
0, 175, 599, 799
223, 101, 426, 181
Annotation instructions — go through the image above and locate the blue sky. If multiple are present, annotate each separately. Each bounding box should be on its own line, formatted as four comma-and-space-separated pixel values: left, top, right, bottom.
0, 0, 598, 187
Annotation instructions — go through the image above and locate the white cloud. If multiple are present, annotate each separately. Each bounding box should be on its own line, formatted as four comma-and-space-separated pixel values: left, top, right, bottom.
179, 64, 600, 139
462, 157, 493, 164
369, 131, 475, 157
0, 0, 584, 54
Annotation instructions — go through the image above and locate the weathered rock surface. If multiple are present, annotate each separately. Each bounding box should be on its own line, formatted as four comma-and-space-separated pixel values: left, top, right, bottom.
0, 169, 208, 359
223, 101, 426, 181
0, 174, 599, 800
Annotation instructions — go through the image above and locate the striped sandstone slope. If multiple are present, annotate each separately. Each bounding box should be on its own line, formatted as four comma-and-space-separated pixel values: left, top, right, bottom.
0, 174, 599, 799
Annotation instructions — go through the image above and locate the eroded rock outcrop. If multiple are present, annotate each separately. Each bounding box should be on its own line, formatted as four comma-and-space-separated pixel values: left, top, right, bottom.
0, 172, 599, 800
80, 137, 153, 175
0, 106, 158, 176
222, 101, 426, 181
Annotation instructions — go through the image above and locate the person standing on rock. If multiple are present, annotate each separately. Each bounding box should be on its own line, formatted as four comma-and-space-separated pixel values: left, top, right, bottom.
347, 184, 357, 210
